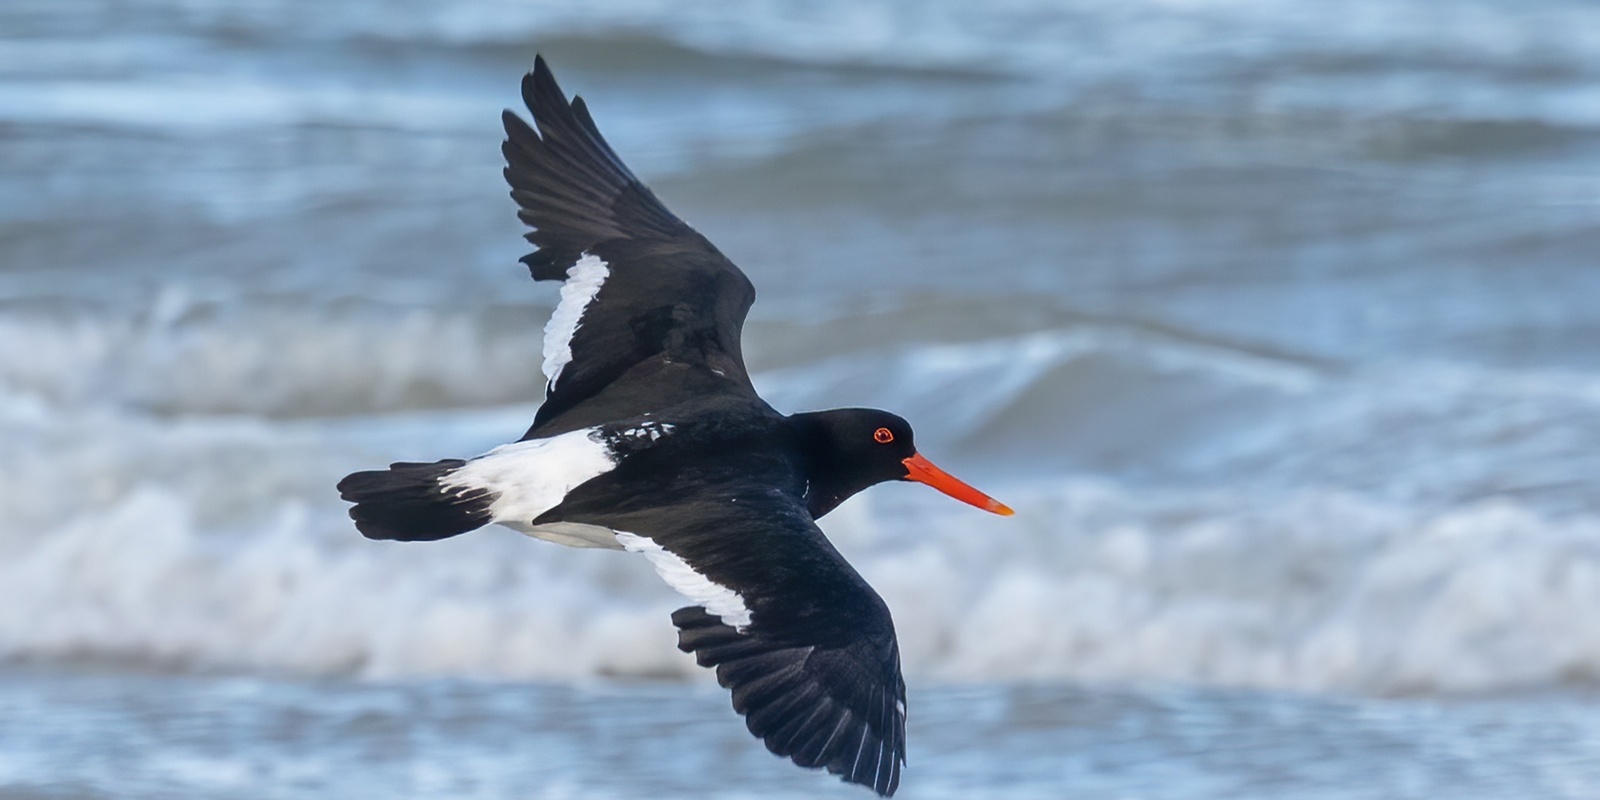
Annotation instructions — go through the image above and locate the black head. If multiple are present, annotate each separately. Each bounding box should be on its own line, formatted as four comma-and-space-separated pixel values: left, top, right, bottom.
792, 408, 1012, 518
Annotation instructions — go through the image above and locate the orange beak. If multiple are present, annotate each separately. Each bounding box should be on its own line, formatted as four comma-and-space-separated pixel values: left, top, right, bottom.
901, 453, 1014, 516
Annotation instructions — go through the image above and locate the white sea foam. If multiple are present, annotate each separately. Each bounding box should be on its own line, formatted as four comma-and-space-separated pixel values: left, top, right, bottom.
0, 300, 546, 417
5, 0, 1600, 716
4, 392, 1600, 695
3, 457, 1600, 694
850, 483, 1600, 693
4, 304, 1600, 692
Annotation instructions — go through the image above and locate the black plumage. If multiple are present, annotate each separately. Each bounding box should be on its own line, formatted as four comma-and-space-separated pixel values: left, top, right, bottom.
501, 58, 755, 434
337, 460, 490, 542
337, 55, 1012, 798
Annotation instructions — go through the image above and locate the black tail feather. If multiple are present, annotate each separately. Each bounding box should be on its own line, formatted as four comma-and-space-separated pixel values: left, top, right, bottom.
336, 460, 493, 542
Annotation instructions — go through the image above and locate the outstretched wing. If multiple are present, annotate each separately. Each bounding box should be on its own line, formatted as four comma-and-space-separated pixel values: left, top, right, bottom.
549, 477, 907, 796
503, 56, 757, 433
673, 607, 906, 797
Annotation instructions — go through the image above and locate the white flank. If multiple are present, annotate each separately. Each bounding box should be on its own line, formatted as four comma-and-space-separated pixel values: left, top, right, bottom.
614, 532, 753, 630
439, 427, 616, 533
542, 252, 610, 388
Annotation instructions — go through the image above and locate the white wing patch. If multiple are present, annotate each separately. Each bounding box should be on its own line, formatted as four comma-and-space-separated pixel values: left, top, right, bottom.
615, 532, 753, 631
542, 252, 610, 388
439, 427, 615, 530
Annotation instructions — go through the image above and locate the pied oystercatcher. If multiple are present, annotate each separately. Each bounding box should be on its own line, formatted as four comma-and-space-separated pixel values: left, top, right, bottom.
337, 56, 1012, 797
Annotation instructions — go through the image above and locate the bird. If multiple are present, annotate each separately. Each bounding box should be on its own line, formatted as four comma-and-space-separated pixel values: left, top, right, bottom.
336, 55, 1012, 797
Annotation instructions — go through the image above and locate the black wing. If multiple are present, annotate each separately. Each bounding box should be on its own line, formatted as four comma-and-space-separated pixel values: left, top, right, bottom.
503, 56, 757, 433
547, 478, 907, 796
675, 607, 906, 797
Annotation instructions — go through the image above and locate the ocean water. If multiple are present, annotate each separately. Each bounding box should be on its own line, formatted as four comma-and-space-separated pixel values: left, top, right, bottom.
5, 670, 1600, 800
4, 0, 1600, 796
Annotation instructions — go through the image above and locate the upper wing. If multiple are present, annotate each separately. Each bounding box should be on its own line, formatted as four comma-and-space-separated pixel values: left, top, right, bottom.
503, 56, 757, 433
550, 479, 907, 796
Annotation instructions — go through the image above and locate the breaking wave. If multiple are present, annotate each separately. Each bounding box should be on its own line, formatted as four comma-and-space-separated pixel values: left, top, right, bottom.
4, 458, 1600, 696
4, 310, 1600, 695
8, 0, 1600, 699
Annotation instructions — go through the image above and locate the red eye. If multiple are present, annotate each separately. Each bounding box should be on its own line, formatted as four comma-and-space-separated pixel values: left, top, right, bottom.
873, 427, 894, 444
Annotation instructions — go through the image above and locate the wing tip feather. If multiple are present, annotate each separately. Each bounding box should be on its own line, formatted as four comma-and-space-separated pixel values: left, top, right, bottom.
670, 607, 906, 796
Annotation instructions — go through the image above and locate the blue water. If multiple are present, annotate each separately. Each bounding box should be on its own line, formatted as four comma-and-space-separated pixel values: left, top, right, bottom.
4, 669, 1599, 799
4, 0, 1600, 796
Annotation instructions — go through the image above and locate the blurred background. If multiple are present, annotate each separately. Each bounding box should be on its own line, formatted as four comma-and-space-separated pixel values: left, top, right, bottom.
3, 0, 1600, 797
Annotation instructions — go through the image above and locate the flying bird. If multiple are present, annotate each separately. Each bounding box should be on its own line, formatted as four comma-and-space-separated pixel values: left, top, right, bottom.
337, 56, 1012, 797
